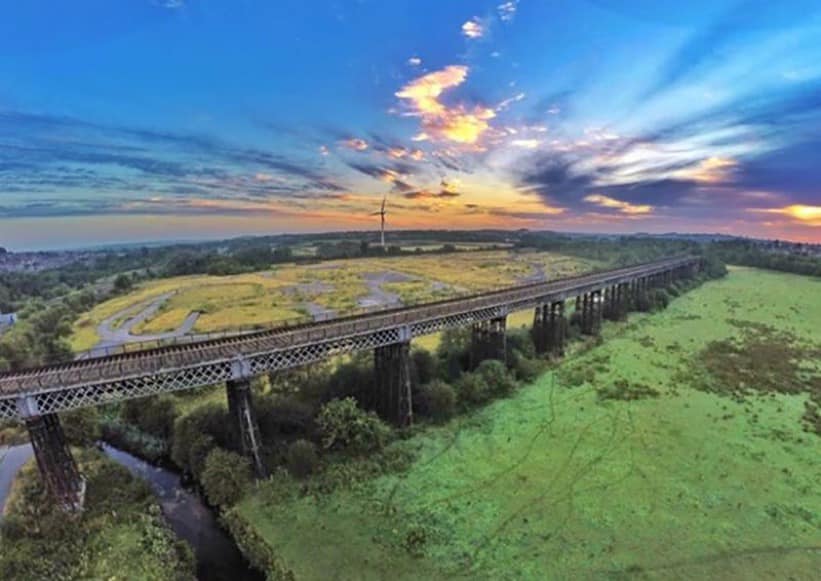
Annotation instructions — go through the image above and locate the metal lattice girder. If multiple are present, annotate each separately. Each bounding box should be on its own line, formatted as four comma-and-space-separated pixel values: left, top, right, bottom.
0, 256, 700, 420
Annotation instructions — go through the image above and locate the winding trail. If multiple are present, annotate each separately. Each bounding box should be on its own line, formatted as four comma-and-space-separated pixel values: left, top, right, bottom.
90, 292, 200, 355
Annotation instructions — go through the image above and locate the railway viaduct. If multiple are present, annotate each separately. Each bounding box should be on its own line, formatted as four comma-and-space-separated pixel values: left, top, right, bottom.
0, 255, 701, 510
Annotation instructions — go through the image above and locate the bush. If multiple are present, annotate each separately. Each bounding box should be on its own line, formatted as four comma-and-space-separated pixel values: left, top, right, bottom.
411, 348, 437, 386
256, 396, 315, 440
436, 328, 471, 380
316, 397, 390, 454
171, 403, 230, 474
475, 360, 517, 397
418, 380, 457, 422
510, 350, 542, 382
201, 448, 253, 508
122, 395, 178, 440
286, 439, 319, 478
455, 372, 492, 406
62, 407, 101, 447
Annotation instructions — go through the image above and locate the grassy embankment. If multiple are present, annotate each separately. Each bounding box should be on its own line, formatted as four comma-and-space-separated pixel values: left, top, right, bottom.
0, 449, 194, 580
69, 250, 594, 353
232, 267, 821, 580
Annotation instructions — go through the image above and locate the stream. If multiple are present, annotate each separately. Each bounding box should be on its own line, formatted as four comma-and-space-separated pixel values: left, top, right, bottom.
0, 443, 263, 581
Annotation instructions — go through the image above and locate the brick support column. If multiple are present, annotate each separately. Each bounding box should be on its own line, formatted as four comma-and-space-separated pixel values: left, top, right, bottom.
373, 340, 413, 426
25, 412, 85, 511
226, 378, 267, 478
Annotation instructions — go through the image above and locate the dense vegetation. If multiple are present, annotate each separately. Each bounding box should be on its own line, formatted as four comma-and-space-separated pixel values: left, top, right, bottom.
0, 450, 194, 580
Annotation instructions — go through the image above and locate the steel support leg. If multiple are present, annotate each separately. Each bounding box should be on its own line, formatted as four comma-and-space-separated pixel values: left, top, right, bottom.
226, 378, 267, 478
373, 341, 413, 426
471, 316, 507, 367
546, 300, 566, 356
26, 413, 85, 511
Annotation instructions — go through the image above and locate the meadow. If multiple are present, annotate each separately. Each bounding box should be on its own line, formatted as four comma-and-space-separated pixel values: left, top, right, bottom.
69, 250, 595, 353
233, 267, 821, 580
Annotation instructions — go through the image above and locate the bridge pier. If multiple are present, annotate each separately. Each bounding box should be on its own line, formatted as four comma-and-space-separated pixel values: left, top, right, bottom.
24, 412, 85, 511
533, 301, 566, 356
373, 340, 413, 426
226, 378, 267, 478
581, 291, 602, 335
471, 316, 507, 367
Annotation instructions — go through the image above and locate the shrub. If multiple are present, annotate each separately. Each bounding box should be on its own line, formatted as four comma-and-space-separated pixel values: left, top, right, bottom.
476, 360, 517, 397
256, 396, 315, 440
285, 439, 319, 478
436, 327, 471, 380
316, 397, 390, 454
455, 372, 491, 406
201, 448, 253, 508
411, 348, 437, 386
418, 380, 456, 421
62, 407, 101, 447
510, 350, 542, 382
122, 395, 178, 440
171, 403, 230, 474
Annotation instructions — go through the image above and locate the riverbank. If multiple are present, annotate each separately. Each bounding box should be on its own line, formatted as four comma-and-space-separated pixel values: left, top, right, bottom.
230, 267, 821, 579
0, 447, 195, 579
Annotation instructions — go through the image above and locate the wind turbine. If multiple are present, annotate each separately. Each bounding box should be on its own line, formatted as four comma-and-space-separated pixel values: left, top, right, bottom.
371, 195, 387, 249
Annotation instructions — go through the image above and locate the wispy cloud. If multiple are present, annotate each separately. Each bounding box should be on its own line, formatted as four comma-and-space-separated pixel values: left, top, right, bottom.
497, 1, 518, 22
395, 66, 496, 145
751, 204, 821, 226
341, 137, 369, 151
584, 194, 653, 215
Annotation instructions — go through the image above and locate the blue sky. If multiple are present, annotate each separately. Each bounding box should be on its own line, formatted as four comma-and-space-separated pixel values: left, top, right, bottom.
0, 0, 819, 249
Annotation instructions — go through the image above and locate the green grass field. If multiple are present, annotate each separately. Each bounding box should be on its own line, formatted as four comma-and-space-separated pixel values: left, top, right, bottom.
234, 267, 821, 580
69, 250, 595, 352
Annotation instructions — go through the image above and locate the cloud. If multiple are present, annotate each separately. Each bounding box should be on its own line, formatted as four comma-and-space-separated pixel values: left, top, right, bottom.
751, 204, 821, 226
394, 66, 496, 145
407, 56, 422, 67
511, 139, 541, 149
461, 18, 485, 39
497, 1, 518, 22
342, 137, 369, 151
584, 194, 653, 215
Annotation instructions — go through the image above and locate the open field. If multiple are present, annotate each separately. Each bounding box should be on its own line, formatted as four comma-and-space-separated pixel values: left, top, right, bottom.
69, 250, 596, 353
234, 267, 821, 580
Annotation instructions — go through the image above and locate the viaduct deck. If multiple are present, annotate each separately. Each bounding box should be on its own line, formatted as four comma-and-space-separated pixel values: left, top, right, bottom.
0, 255, 699, 420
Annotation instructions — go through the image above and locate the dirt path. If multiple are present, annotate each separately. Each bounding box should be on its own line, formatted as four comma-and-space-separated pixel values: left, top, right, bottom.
92, 292, 200, 352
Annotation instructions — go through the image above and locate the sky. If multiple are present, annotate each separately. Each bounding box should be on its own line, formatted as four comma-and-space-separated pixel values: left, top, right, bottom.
1, 0, 820, 250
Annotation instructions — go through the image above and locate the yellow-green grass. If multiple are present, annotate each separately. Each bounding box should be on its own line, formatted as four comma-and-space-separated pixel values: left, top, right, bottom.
69, 251, 594, 351
234, 267, 821, 580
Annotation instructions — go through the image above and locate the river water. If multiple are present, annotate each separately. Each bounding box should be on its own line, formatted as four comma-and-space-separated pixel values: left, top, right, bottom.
0, 443, 263, 581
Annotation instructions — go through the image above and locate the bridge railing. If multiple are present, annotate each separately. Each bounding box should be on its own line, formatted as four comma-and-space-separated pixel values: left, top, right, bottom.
0, 255, 699, 394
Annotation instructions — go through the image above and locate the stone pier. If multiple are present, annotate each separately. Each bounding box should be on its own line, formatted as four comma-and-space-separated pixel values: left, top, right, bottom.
374, 339, 413, 427
226, 378, 267, 478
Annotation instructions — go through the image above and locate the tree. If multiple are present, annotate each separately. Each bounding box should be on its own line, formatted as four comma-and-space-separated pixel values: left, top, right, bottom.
316, 397, 390, 454
61, 407, 101, 447
201, 448, 253, 508
418, 380, 456, 422
113, 273, 133, 293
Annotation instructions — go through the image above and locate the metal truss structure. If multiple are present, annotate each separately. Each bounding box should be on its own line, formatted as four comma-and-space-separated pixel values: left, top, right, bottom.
0, 256, 700, 420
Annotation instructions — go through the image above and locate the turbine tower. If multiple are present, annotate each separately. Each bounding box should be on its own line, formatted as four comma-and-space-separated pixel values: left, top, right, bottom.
374, 195, 387, 249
